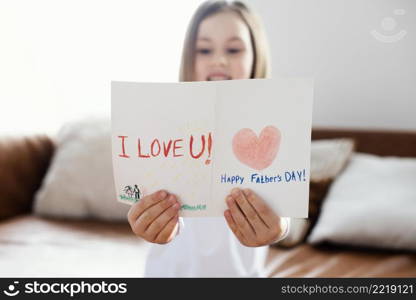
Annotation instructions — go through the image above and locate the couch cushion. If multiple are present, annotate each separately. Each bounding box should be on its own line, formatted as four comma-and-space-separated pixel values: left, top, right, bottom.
266, 244, 416, 277
0, 215, 149, 277
1, 215, 415, 277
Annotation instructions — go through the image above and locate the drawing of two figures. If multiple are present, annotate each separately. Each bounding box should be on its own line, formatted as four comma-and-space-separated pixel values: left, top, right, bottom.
124, 184, 141, 200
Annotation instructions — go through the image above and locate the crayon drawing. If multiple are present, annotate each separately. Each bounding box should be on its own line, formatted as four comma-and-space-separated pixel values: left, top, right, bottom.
232, 125, 281, 171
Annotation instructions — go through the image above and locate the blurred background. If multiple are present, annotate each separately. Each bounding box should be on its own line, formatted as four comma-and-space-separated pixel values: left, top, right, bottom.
0, 0, 415, 278
0, 0, 414, 135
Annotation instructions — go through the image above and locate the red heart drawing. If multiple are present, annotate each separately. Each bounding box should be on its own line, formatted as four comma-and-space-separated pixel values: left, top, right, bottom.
232, 125, 281, 170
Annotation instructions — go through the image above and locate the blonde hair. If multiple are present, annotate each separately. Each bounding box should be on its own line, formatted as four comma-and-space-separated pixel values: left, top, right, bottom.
179, 0, 271, 82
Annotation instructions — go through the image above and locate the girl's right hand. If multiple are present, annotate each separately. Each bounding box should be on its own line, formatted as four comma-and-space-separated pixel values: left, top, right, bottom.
127, 190, 180, 244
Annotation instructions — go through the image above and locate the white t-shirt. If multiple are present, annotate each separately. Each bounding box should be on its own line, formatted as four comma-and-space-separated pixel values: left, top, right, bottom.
144, 216, 290, 277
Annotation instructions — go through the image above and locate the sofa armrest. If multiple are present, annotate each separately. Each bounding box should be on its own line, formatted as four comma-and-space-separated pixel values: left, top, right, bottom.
0, 135, 55, 221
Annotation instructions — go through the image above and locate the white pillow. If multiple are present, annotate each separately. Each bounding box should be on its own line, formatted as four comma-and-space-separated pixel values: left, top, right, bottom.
34, 118, 130, 221
310, 138, 355, 181
308, 153, 416, 251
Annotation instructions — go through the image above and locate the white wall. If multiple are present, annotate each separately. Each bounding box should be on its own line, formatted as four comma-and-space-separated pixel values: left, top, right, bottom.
0, 0, 202, 135
251, 0, 416, 130
0, 0, 415, 135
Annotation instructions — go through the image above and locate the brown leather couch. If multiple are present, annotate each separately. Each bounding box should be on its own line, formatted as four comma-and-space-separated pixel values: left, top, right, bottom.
1, 129, 415, 277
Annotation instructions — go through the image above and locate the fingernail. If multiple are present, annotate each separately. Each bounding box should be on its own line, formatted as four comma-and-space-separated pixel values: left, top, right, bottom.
160, 191, 167, 199
173, 203, 180, 209
231, 188, 240, 197
168, 195, 176, 203
226, 195, 234, 206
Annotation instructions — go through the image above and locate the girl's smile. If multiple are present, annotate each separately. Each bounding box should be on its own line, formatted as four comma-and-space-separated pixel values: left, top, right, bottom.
206, 72, 232, 81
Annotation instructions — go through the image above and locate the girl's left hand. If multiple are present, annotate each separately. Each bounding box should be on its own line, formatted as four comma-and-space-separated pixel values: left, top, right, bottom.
224, 188, 287, 247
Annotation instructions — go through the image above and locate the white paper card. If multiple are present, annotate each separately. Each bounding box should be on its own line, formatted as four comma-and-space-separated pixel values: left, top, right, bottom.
111, 78, 313, 218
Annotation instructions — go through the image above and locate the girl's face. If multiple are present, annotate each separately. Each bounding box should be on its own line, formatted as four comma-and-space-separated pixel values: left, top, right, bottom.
194, 11, 254, 81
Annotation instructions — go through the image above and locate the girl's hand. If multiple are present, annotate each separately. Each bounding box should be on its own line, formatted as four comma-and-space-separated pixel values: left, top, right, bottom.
224, 188, 287, 247
127, 190, 180, 244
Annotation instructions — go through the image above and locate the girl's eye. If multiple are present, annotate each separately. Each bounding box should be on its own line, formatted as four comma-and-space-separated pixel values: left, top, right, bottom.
227, 48, 242, 54
197, 48, 212, 55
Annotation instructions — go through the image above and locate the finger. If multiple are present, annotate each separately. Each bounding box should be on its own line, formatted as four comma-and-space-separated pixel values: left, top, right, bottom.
226, 195, 256, 241
224, 209, 248, 245
242, 188, 279, 228
154, 214, 179, 244
231, 188, 268, 232
135, 194, 178, 232
145, 202, 180, 240
128, 190, 168, 224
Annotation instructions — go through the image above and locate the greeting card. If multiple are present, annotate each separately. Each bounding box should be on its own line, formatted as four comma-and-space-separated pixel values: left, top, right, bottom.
111, 78, 313, 217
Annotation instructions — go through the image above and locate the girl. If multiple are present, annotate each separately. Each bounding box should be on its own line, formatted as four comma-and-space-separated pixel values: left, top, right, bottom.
127, 0, 290, 277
